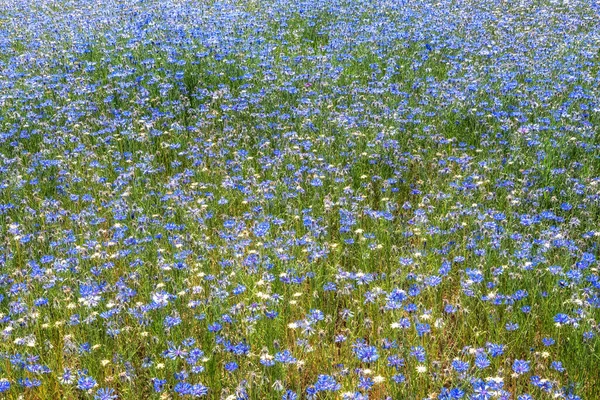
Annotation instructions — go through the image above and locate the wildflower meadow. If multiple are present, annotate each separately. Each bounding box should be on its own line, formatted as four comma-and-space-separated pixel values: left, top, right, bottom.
0, 0, 599, 399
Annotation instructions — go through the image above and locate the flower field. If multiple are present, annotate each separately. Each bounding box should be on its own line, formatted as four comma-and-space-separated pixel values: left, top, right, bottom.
0, 0, 599, 398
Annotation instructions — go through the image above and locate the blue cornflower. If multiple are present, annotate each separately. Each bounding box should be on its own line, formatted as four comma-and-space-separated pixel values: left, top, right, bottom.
232, 284, 246, 295
175, 382, 208, 397
387, 355, 405, 369
164, 344, 188, 359
444, 304, 457, 313
542, 337, 555, 346
554, 313, 570, 325
512, 359, 530, 375
163, 314, 181, 329
313, 375, 341, 392
275, 350, 297, 364
34, 297, 49, 307
187, 348, 205, 363
310, 177, 323, 187
335, 334, 347, 343
174, 382, 192, 395
174, 370, 189, 382
225, 362, 238, 372
438, 388, 453, 400
95, 388, 118, 400
439, 387, 465, 399
385, 288, 406, 309
253, 221, 270, 237
308, 309, 325, 322
191, 365, 205, 374
472, 384, 492, 400
77, 376, 97, 391
397, 317, 411, 329
584, 331, 595, 340
551, 361, 565, 372
282, 390, 298, 400
342, 392, 368, 400
357, 376, 374, 391
230, 341, 250, 356
260, 356, 275, 367
451, 359, 469, 373
19, 378, 41, 388
353, 343, 379, 363
505, 322, 519, 331
306, 386, 317, 399
416, 322, 431, 336
487, 343, 505, 357
475, 354, 490, 369
323, 282, 337, 291
153, 378, 167, 393
410, 346, 426, 362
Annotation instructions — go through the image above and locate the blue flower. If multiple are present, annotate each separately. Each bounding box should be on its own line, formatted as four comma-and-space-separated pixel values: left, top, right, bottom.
353, 342, 379, 363
77, 376, 97, 391
152, 378, 167, 393
410, 346, 426, 363
313, 375, 341, 392
95, 388, 118, 400
164, 314, 182, 329
416, 322, 431, 336
275, 350, 297, 364
554, 313, 570, 325
253, 222, 270, 237
174, 382, 208, 397
487, 343, 505, 357
451, 359, 469, 373
450, 388, 465, 399
475, 354, 491, 369
551, 361, 565, 372
282, 390, 298, 400
512, 359, 530, 375
542, 337, 555, 346
357, 376, 374, 391
225, 362, 238, 372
